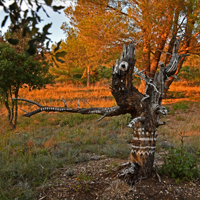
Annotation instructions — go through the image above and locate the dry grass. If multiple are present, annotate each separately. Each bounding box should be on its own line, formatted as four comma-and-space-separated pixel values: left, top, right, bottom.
158, 101, 200, 149
1, 81, 200, 139
17, 81, 200, 110
0, 81, 199, 120
18, 82, 115, 109
162, 81, 200, 102
170, 84, 200, 92
0, 81, 199, 199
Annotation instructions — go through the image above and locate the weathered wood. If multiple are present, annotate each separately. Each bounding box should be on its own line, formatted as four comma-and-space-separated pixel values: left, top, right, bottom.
13, 36, 189, 184
110, 37, 188, 184
11, 98, 124, 119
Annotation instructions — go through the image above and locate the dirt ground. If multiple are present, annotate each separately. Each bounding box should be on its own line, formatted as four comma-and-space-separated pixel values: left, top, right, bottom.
37, 156, 200, 200
36, 102, 200, 200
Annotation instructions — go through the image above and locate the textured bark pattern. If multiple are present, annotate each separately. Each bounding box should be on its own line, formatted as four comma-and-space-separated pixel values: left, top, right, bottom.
110, 39, 188, 183
129, 127, 157, 165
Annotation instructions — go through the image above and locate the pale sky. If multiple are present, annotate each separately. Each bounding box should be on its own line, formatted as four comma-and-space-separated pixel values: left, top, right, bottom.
0, 0, 74, 43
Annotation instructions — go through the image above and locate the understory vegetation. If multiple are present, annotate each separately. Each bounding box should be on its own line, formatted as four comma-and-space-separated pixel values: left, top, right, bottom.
0, 91, 200, 199
160, 132, 200, 181
0, 112, 132, 199
179, 66, 200, 85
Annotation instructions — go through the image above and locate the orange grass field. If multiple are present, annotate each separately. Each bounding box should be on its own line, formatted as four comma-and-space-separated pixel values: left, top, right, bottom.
0, 82, 115, 117
18, 82, 116, 109
0, 81, 198, 112
0, 81, 200, 116
19, 81, 200, 105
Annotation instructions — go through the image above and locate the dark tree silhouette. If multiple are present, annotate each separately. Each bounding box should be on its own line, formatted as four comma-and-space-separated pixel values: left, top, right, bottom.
0, 0, 65, 58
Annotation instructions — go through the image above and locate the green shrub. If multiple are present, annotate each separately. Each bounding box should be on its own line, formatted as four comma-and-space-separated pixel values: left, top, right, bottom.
160, 132, 200, 181
179, 66, 200, 83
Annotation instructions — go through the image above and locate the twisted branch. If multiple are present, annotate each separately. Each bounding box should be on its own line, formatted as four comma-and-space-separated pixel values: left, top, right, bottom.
128, 116, 145, 128
12, 98, 123, 121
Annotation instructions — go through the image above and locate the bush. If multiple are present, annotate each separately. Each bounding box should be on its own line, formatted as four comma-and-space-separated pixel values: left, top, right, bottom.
160, 132, 200, 181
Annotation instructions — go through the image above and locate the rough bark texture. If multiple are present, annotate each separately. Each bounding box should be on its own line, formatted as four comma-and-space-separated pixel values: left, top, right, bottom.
13, 38, 189, 184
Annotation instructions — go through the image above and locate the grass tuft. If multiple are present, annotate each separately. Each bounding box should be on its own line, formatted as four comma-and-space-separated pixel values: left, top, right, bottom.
172, 102, 189, 111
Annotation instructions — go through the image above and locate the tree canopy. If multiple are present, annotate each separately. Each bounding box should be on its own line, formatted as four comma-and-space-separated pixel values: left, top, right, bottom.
57, 0, 130, 86
60, 0, 200, 89
1, 0, 200, 89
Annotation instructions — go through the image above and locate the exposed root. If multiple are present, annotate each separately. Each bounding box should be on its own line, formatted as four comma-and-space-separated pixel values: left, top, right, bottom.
114, 162, 141, 186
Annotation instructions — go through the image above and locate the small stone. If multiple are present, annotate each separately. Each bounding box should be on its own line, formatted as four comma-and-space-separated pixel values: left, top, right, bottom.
161, 141, 173, 148
90, 155, 100, 160
175, 189, 180, 194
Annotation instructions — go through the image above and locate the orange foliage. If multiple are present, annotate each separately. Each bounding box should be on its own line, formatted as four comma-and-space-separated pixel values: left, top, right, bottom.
60, 0, 200, 90
55, 0, 131, 85
62, 0, 129, 63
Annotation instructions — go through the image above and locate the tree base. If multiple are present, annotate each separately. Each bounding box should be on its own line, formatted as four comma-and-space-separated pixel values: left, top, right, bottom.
116, 161, 153, 185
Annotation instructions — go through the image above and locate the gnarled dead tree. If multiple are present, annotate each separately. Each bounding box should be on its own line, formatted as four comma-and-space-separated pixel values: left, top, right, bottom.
13, 37, 189, 184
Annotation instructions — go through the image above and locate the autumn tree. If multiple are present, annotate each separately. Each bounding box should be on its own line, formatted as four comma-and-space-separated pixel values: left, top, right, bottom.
12, 0, 199, 183
49, 35, 112, 84
59, 0, 131, 86
61, 0, 200, 90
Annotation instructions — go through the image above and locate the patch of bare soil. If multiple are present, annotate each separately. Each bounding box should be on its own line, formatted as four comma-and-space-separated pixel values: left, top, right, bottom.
37, 156, 200, 200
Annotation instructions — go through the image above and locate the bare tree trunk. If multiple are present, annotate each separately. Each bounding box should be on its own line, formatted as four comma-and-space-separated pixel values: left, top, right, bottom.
163, 56, 186, 96
142, 37, 151, 73
87, 65, 90, 87
150, 31, 169, 75
10, 89, 15, 128
138, 36, 150, 94
165, 10, 179, 65
4, 92, 15, 130
110, 40, 188, 183
14, 87, 19, 128
164, 11, 195, 96
123, 122, 157, 184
